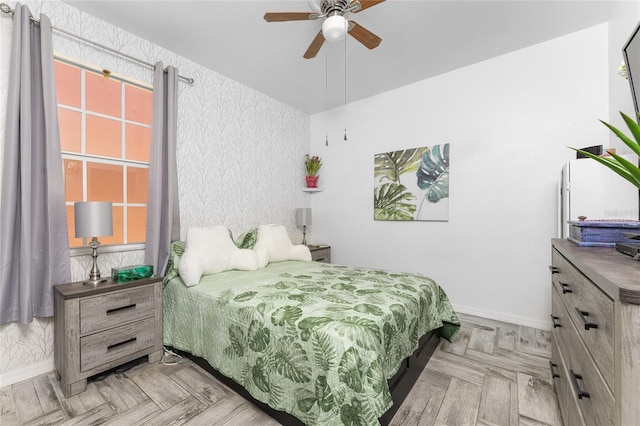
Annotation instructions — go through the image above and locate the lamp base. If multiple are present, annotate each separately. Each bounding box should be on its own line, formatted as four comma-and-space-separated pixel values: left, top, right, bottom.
83, 237, 107, 286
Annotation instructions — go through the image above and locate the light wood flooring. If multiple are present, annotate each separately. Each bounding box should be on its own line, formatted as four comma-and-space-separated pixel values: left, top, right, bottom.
0, 313, 561, 426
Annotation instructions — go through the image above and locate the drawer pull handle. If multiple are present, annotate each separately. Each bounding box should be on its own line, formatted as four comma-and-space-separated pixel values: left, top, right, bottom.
575, 308, 599, 330
550, 315, 561, 328
569, 369, 590, 399
315, 257, 325, 261
549, 361, 559, 379
560, 282, 572, 294
107, 304, 137, 315
549, 265, 560, 274
107, 337, 137, 351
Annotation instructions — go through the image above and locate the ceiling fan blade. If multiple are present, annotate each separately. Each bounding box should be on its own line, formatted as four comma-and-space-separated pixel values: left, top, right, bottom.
354, 0, 386, 12
304, 30, 326, 59
264, 12, 319, 22
348, 21, 382, 49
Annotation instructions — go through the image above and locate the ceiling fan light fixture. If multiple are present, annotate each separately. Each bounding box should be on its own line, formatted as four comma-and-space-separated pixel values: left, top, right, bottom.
322, 14, 347, 42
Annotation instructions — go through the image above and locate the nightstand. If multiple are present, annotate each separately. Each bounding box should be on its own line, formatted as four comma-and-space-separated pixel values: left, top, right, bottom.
53, 276, 163, 397
307, 245, 331, 263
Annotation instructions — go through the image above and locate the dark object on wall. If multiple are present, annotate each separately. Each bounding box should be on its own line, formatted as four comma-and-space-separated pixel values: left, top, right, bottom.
576, 145, 603, 158
623, 20, 640, 124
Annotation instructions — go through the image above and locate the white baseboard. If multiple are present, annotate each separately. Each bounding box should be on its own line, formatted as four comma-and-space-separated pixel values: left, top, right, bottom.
0, 359, 55, 388
453, 303, 551, 331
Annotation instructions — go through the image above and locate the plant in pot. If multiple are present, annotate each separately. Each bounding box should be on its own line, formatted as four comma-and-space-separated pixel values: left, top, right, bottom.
571, 112, 640, 190
305, 154, 322, 188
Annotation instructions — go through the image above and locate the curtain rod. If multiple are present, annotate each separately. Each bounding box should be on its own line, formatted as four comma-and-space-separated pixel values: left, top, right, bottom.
0, 2, 194, 85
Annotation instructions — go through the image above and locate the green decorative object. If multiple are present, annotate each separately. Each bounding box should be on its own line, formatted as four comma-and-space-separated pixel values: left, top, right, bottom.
111, 265, 154, 283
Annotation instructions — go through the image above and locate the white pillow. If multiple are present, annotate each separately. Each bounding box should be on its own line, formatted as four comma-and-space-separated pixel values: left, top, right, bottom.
178, 226, 267, 286
253, 224, 312, 263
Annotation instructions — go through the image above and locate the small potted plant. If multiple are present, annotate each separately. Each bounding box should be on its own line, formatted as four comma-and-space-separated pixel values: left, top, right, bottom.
305, 154, 322, 188
571, 112, 640, 190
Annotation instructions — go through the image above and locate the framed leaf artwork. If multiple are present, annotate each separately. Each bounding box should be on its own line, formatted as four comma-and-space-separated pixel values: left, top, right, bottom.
374, 143, 450, 221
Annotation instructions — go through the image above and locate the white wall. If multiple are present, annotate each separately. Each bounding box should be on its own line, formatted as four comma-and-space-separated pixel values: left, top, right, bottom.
0, 0, 310, 386
309, 24, 612, 329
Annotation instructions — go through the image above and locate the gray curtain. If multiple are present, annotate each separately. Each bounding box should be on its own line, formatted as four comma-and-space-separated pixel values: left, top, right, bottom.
0, 4, 71, 324
145, 62, 180, 276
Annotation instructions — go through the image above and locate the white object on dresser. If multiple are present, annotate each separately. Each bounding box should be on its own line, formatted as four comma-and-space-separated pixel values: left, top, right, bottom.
54, 276, 163, 397
550, 239, 640, 425
307, 244, 331, 263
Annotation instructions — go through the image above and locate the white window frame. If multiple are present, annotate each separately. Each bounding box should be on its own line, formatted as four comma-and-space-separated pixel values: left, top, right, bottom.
55, 55, 152, 255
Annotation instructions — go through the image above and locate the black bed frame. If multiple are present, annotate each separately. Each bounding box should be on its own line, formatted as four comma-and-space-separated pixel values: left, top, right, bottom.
175, 327, 442, 425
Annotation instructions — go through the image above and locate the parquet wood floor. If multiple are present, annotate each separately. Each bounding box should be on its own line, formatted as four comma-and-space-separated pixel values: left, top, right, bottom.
0, 313, 561, 425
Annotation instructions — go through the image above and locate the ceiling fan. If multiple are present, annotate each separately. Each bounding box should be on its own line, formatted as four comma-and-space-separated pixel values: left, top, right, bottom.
264, 0, 385, 59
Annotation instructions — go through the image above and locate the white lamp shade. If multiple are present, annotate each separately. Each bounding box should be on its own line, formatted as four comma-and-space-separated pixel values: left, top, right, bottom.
296, 208, 312, 227
74, 202, 113, 238
322, 15, 347, 42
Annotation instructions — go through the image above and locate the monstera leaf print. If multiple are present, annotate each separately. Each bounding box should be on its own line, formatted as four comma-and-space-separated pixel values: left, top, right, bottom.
374, 149, 423, 183
416, 143, 449, 203
339, 347, 365, 392
274, 336, 312, 383
374, 183, 417, 220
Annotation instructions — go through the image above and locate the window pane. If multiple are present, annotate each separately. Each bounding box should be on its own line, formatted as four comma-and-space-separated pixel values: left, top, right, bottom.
127, 166, 148, 203
86, 115, 122, 158
86, 71, 121, 117
87, 162, 123, 202
64, 159, 83, 202
125, 124, 151, 162
58, 108, 82, 153
127, 206, 146, 243
66, 205, 83, 248
125, 84, 152, 124
100, 206, 123, 245
54, 62, 81, 108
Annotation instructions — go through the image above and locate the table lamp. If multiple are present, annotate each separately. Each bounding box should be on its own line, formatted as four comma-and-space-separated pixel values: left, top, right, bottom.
74, 201, 113, 285
296, 208, 312, 245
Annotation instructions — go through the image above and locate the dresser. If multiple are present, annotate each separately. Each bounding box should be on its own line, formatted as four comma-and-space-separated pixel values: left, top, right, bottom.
54, 276, 163, 397
308, 244, 331, 263
550, 239, 640, 425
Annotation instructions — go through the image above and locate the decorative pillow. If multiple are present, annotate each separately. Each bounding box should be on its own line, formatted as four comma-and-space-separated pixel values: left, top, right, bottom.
235, 228, 258, 249
163, 241, 186, 286
253, 224, 311, 263
178, 226, 266, 286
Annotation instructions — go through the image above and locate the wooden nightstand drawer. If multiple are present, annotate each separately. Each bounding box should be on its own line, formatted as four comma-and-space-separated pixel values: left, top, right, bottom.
80, 317, 156, 372
80, 285, 156, 334
308, 245, 331, 263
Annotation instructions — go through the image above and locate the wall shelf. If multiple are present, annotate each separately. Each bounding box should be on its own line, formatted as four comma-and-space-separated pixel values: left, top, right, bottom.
302, 188, 324, 193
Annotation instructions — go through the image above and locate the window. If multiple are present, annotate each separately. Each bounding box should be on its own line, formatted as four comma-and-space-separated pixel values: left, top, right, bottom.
54, 59, 153, 248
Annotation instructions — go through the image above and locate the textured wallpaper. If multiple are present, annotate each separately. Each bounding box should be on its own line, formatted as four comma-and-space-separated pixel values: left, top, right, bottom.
0, 0, 310, 383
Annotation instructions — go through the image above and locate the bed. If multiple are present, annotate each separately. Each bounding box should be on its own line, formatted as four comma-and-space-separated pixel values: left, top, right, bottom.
162, 239, 460, 426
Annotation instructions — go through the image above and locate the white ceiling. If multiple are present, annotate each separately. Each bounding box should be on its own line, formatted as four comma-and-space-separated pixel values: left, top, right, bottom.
61, 0, 620, 114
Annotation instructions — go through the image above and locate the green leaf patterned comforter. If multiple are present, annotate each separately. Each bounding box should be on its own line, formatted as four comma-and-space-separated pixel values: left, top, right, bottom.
163, 260, 459, 426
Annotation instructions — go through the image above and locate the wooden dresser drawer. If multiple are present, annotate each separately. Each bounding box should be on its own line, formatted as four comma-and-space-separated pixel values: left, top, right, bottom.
560, 306, 614, 426
80, 285, 156, 334
551, 337, 586, 426
551, 249, 614, 389
552, 285, 612, 424
80, 317, 156, 372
